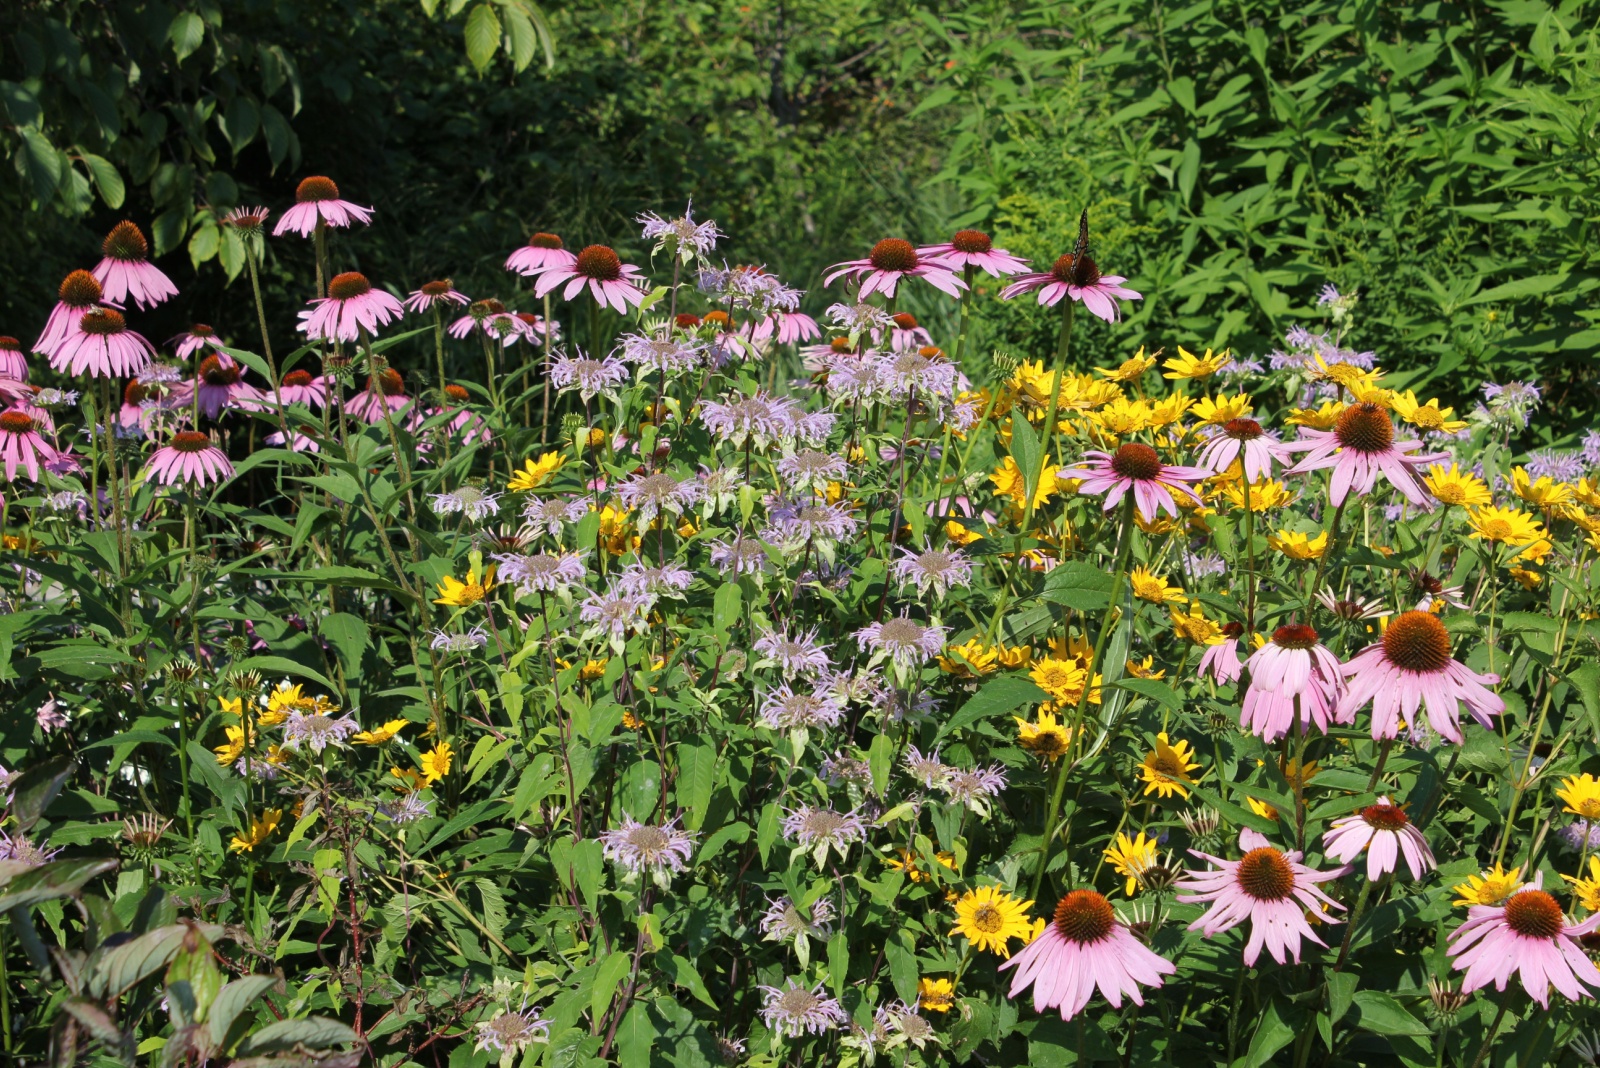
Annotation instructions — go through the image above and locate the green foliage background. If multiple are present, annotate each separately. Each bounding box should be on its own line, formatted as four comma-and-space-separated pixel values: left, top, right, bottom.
4, 0, 1597, 428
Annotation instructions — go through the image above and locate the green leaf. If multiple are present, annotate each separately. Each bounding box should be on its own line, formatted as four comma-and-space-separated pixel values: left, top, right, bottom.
169, 12, 205, 60
935, 675, 1048, 741
80, 153, 125, 208
868, 731, 894, 796
589, 949, 632, 1025
91, 923, 222, 999
233, 1016, 357, 1055
232, 655, 336, 693
713, 581, 742, 642
318, 612, 370, 675
0, 857, 117, 912
676, 744, 717, 831
222, 95, 259, 152
1108, 677, 1182, 713
615, 1001, 654, 1068
205, 974, 281, 1053
1569, 661, 1600, 738
1350, 990, 1430, 1036
10, 756, 76, 831
1243, 997, 1298, 1067
1326, 971, 1358, 1025
1008, 413, 1041, 505
464, 3, 502, 73
661, 951, 718, 1009
826, 930, 849, 997
884, 931, 919, 1006
1039, 560, 1117, 611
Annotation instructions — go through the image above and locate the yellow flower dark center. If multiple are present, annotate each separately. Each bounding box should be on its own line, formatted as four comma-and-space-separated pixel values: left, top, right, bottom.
971, 903, 1005, 934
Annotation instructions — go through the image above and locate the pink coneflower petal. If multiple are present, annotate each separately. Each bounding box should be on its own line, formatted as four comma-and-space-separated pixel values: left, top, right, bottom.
1058, 443, 1207, 523
47, 308, 155, 379
533, 245, 647, 311
272, 176, 373, 237
92, 221, 178, 309
1283, 403, 1447, 508
1001, 889, 1174, 1020
505, 232, 577, 277
1176, 830, 1345, 966
142, 430, 234, 487
1337, 610, 1503, 744
1449, 883, 1600, 1007
825, 239, 968, 301
296, 272, 405, 343
0, 409, 59, 482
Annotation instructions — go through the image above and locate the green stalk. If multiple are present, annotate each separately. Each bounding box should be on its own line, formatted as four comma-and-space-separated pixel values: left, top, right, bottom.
1019, 300, 1075, 540
953, 263, 975, 368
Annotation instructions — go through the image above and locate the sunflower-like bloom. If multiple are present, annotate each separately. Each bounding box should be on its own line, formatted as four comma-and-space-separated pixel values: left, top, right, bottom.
951, 886, 1036, 958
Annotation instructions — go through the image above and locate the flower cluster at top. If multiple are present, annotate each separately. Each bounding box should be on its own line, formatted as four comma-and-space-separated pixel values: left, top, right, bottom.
3, 185, 1598, 1066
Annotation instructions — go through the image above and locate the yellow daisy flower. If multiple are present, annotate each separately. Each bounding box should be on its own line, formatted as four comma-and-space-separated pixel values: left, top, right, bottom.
419, 741, 454, 784
1139, 733, 1201, 799
917, 977, 956, 1013
1465, 505, 1544, 546
1562, 856, 1600, 913
1094, 348, 1157, 382
1125, 656, 1165, 680
505, 451, 566, 492
1557, 774, 1600, 820
1145, 393, 1194, 429
1285, 400, 1346, 430
1219, 478, 1295, 511
1029, 657, 1087, 703
1390, 390, 1467, 434
1103, 831, 1162, 896
228, 808, 283, 853
1311, 353, 1385, 391
1129, 566, 1185, 604
1015, 709, 1072, 762
945, 518, 984, 546
390, 767, 427, 792
1268, 529, 1328, 560
1453, 863, 1524, 907
1245, 796, 1279, 822
218, 696, 244, 718
1575, 478, 1600, 510
1512, 467, 1575, 511
434, 563, 496, 607
1162, 346, 1230, 380
353, 719, 408, 745
939, 637, 1000, 677
214, 726, 246, 767
1279, 758, 1320, 792
1171, 600, 1223, 645
950, 886, 1036, 958
1190, 392, 1253, 425
580, 658, 609, 681
597, 503, 639, 555
1424, 463, 1492, 508
1093, 396, 1152, 435
990, 456, 1058, 511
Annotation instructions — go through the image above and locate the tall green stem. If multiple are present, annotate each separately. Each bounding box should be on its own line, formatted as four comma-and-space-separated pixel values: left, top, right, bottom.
1019, 300, 1076, 540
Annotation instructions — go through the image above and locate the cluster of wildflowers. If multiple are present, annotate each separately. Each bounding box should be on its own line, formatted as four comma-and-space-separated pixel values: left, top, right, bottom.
3, 187, 1599, 1067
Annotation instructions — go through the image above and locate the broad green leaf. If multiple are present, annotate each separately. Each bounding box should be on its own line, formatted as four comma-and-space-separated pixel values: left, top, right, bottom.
615, 1001, 654, 1068
233, 1016, 357, 1055
935, 675, 1048, 741
1350, 989, 1430, 1036
464, 3, 502, 73
589, 949, 631, 1024
676, 745, 717, 831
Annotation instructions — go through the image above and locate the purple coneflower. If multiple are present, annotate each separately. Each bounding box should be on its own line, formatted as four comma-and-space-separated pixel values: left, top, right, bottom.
1197, 418, 1294, 482
919, 229, 1030, 277
1337, 610, 1504, 745
404, 278, 470, 313
999, 214, 1141, 322
1449, 880, 1600, 1008
1058, 443, 1208, 523
185, 354, 265, 420
0, 409, 60, 482
599, 816, 696, 874
92, 221, 178, 309
448, 299, 517, 340
298, 272, 405, 343
1240, 624, 1345, 742
50, 308, 155, 379
505, 232, 577, 277
825, 238, 967, 300
142, 430, 233, 487
35, 270, 108, 357
0, 337, 27, 381
1176, 829, 1345, 965
1283, 402, 1443, 509
171, 324, 224, 362
506, 312, 559, 348
1196, 627, 1244, 685
1001, 889, 1176, 1021
275, 368, 333, 409
1322, 797, 1435, 881
273, 176, 373, 237
347, 369, 413, 425
750, 311, 821, 346
534, 244, 648, 313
